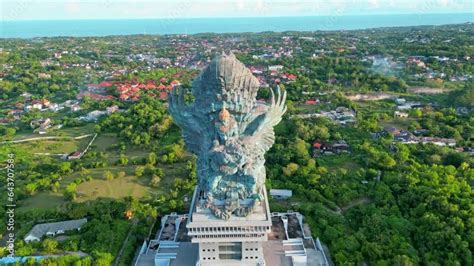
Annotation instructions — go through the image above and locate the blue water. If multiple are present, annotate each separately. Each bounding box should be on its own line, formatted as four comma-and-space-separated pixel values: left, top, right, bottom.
1, 13, 473, 38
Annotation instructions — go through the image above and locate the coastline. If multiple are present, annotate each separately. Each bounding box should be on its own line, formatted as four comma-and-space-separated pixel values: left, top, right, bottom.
2, 13, 472, 38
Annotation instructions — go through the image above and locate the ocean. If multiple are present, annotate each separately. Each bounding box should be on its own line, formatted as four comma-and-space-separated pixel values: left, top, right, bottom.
1, 13, 473, 38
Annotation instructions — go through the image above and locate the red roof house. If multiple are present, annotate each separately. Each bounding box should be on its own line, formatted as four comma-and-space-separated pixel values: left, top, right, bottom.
170, 80, 181, 87
158, 91, 168, 100
145, 82, 156, 89
312, 141, 322, 149
158, 83, 166, 90
99, 81, 114, 87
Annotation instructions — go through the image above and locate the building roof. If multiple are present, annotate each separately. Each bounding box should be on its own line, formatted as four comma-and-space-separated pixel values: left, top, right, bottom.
69, 151, 82, 157
98, 81, 114, 87
270, 189, 293, 197
170, 80, 181, 85
25, 218, 87, 241
312, 141, 322, 149
145, 82, 157, 89
158, 83, 167, 89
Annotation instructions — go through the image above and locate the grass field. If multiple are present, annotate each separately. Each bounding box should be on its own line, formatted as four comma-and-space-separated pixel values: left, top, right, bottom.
75, 171, 155, 202
18, 192, 66, 212
60, 123, 96, 136
11, 137, 92, 154
92, 133, 118, 151
58, 159, 188, 203
295, 103, 320, 113
19, 164, 168, 208
15, 124, 189, 209
316, 153, 363, 172
90, 133, 152, 162
13, 123, 96, 141
379, 118, 415, 130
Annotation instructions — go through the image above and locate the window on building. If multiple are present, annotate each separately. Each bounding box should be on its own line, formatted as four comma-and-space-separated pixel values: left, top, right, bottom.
218, 242, 242, 260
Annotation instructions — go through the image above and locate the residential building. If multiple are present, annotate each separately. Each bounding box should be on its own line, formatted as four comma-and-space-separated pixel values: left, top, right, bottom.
24, 218, 87, 242
270, 189, 293, 200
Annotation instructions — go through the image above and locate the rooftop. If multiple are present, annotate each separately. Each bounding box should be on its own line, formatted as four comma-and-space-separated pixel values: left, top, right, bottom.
24, 218, 87, 241
136, 212, 329, 266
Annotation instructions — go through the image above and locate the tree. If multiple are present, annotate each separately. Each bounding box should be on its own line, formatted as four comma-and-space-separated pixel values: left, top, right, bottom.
313, 125, 330, 140
2, 127, 16, 138
410, 108, 423, 118
150, 174, 161, 187
118, 154, 128, 166
292, 138, 310, 161
64, 183, 77, 200
52, 181, 60, 192
42, 238, 58, 253
283, 163, 299, 177
116, 171, 126, 179
25, 183, 38, 195
93, 252, 114, 266
147, 152, 157, 165
103, 170, 114, 181
59, 162, 72, 173
134, 166, 145, 177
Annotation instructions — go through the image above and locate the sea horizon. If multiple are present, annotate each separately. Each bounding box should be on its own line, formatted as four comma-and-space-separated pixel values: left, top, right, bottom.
1, 13, 473, 38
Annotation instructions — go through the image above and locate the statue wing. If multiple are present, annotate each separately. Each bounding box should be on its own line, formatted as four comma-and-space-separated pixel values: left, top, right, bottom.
169, 86, 207, 154
243, 86, 287, 153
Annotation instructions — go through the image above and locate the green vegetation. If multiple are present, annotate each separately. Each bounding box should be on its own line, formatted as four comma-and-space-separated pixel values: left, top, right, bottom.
1, 24, 473, 264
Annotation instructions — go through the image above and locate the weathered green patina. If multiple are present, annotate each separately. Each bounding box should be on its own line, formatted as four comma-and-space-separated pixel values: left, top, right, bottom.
169, 52, 286, 220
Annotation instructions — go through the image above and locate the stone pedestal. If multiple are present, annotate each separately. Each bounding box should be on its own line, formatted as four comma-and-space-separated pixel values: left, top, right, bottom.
187, 186, 272, 266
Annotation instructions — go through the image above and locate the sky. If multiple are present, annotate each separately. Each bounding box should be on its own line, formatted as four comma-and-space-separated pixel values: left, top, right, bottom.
1, 0, 473, 21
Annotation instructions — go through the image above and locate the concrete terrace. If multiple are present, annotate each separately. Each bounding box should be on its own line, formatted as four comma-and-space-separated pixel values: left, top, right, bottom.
134, 211, 329, 266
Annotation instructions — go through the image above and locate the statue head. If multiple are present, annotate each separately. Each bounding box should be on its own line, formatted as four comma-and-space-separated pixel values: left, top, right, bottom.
219, 106, 230, 122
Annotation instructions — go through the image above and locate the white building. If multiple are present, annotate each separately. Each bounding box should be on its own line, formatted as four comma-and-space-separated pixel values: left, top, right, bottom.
70, 104, 81, 112
270, 189, 293, 200
397, 105, 412, 110
24, 218, 87, 242
134, 189, 329, 266
395, 98, 406, 105
79, 110, 106, 121
268, 65, 284, 72
32, 103, 43, 110
49, 103, 63, 112
394, 111, 409, 118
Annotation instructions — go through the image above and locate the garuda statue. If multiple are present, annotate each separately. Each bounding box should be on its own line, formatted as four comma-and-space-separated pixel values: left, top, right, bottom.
169, 52, 286, 220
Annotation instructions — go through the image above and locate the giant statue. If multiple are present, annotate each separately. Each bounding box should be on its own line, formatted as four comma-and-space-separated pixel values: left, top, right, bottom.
169, 52, 286, 220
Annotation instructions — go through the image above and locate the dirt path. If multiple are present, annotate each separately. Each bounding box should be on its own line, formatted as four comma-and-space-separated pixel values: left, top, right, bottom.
1, 134, 94, 144
323, 196, 372, 215
114, 219, 138, 266
340, 196, 371, 212
408, 87, 448, 94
